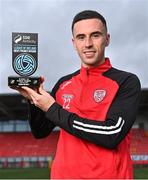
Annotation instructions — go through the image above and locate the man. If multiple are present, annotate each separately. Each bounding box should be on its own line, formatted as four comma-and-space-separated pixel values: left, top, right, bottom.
14, 10, 141, 179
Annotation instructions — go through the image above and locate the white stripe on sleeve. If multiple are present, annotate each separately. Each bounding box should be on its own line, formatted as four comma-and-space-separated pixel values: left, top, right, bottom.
73, 117, 125, 135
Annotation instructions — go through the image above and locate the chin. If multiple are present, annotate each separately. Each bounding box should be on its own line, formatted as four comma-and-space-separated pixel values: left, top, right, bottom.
84, 60, 98, 65
83, 62, 98, 68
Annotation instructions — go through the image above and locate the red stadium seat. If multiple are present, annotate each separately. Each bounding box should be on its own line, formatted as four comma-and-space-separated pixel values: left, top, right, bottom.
0, 131, 59, 157
1, 129, 148, 165
130, 128, 148, 164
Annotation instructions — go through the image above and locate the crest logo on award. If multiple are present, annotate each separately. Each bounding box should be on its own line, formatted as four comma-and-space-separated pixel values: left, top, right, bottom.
8, 32, 41, 87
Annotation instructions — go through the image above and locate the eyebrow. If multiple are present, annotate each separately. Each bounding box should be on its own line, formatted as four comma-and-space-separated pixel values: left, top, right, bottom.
91, 31, 103, 36
75, 34, 85, 39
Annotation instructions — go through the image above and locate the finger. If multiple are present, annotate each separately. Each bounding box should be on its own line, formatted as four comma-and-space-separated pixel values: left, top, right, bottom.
40, 76, 44, 89
40, 76, 45, 84
21, 86, 40, 98
10, 86, 22, 92
38, 76, 45, 94
30, 95, 37, 106
39, 84, 44, 94
12, 87, 31, 99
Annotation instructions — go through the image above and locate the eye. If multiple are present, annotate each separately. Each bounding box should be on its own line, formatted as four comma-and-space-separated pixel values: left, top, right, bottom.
76, 35, 85, 41
92, 33, 100, 38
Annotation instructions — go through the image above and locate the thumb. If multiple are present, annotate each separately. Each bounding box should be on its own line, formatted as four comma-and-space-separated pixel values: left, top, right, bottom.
38, 76, 45, 94
40, 76, 45, 84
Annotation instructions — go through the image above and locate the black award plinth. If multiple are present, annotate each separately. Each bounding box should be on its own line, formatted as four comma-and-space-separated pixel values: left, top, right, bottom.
8, 32, 41, 88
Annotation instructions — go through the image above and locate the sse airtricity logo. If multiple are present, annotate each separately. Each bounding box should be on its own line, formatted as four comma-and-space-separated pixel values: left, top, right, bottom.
13, 53, 37, 76
14, 35, 22, 43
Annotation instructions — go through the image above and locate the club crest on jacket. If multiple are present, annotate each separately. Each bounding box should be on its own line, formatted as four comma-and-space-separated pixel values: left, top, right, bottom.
93, 89, 106, 103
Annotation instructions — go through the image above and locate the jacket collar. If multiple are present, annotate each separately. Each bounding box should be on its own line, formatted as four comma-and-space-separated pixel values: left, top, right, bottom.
80, 58, 112, 77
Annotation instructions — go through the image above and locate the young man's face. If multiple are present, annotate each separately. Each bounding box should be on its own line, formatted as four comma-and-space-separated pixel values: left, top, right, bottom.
72, 18, 110, 68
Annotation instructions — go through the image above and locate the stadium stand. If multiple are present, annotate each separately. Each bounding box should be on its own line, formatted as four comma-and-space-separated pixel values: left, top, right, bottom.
0, 131, 59, 168
0, 132, 59, 157
131, 129, 145, 155
131, 128, 148, 164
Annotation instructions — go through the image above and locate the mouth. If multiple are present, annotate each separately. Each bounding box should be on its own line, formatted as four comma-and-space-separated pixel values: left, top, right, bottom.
83, 50, 96, 58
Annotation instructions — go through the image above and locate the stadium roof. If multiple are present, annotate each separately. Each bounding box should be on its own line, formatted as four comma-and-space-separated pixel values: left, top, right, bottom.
0, 93, 28, 120
0, 89, 148, 121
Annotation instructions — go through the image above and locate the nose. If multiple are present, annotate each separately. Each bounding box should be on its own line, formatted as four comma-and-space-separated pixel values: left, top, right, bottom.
85, 37, 93, 48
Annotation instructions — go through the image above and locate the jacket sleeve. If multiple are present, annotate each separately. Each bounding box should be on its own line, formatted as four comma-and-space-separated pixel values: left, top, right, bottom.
45, 74, 141, 149
27, 82, 60, 139
28, 103, 55, 139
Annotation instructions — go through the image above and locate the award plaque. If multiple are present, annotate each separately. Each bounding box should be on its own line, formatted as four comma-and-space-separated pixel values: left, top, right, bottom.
8, 32, 41, 87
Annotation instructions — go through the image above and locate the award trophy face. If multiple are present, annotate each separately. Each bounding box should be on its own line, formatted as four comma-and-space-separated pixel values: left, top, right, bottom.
8, 32, 41, 88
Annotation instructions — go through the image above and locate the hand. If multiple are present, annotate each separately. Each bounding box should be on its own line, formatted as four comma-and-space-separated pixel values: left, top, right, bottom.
21, 77, 55, 112
10, 76, 44, 103
11, 86, 35, 102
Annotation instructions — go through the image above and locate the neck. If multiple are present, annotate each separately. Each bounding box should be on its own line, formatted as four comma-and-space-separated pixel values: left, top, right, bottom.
82, 58, 105, 69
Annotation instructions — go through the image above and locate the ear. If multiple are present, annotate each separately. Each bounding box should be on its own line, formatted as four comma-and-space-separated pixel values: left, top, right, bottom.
105, 33, 110, 47
72, 37, 77, 50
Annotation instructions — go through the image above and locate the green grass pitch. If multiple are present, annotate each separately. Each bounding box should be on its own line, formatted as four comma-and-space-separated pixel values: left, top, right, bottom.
0, 167, 148, 179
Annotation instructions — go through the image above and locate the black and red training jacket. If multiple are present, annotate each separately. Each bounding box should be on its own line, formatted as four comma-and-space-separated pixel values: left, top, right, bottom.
29, 58, 141, 179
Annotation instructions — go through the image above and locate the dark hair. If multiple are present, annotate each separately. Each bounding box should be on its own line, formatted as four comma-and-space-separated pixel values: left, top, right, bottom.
71, 10, 107, 32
